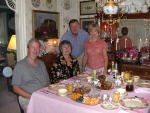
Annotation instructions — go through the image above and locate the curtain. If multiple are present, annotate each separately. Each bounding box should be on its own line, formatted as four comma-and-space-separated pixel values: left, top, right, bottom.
0, 13, 8, 44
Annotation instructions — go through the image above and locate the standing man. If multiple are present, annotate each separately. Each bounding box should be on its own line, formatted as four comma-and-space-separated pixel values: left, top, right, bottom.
12, 39, 50, 113
60, 19, 90, 72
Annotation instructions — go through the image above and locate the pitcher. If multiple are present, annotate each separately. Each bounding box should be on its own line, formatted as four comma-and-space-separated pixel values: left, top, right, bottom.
129, 2, 138, 13
141, 2, 149, 13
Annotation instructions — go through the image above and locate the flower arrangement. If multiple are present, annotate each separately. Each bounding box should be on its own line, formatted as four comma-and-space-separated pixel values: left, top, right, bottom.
125, 46, 138, 59
40, 32, 48, 42
38, 32, 48, 56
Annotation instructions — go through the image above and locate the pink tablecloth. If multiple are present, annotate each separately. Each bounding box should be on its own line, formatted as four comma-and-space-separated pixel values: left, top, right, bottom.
27, 76, 150, 113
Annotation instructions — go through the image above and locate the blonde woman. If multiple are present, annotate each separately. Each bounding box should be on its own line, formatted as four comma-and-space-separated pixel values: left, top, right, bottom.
82, 23, 108, 74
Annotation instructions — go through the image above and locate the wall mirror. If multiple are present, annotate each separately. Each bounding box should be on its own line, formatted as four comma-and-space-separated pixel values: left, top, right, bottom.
118, 19, 150, 48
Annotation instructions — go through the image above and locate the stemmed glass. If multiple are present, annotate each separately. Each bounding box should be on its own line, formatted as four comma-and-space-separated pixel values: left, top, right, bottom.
130, 53, 133, 60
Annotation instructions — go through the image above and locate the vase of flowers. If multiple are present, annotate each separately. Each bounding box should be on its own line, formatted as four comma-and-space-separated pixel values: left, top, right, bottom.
39, 32, 48, 57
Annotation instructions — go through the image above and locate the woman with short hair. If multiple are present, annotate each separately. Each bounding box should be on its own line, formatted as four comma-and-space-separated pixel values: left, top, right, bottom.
82, 23, 108, 74
51, 40, 80, 83
118, 27, 133, 50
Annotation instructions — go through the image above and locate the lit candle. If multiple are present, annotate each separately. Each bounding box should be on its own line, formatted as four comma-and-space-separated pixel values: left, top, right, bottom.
139, 39, 141, 52
93, 70, 96, 81
125, 38, 127, 49
116, 38, 118, 50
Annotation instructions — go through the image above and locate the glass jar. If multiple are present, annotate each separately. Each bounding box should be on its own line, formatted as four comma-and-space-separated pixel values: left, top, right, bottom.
126, 80, 134, 92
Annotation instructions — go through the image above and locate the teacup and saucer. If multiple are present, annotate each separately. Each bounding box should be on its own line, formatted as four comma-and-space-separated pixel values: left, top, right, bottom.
57, 88, 68, 96
117, 88, 127, 97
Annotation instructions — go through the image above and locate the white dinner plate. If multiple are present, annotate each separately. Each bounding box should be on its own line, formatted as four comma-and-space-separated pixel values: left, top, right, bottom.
119, 97, 148, 109
137, 81, 150, 88
76, 74, 90, 78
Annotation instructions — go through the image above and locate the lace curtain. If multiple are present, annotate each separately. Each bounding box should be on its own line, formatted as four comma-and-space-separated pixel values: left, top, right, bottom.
0, 13, 8, 44
119, 19, 150, 48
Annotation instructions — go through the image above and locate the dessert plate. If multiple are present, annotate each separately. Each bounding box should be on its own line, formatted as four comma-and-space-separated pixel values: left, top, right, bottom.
101, 101, 118, 110
137, 81, 150, 88
119, 97, 149, 109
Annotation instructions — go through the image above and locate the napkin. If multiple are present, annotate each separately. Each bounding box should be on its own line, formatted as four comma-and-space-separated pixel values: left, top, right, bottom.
118, 110, 143, 113
118, 110, 129, 113
135, 88, 150, 94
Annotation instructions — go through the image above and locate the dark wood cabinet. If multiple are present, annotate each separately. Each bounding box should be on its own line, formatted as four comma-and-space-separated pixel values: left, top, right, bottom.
38, 54, 57, 80
121, 64, 150, 80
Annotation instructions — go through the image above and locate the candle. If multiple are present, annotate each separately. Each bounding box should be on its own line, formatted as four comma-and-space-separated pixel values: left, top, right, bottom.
139, 39, 141, 52
116, 38, 118, 50
125, 38, 127, 49
93, 70, 96, 81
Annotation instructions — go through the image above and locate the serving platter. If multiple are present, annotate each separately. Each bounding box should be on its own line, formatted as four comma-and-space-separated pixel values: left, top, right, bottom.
119, 97, 149, 109
68, 93, 100, 106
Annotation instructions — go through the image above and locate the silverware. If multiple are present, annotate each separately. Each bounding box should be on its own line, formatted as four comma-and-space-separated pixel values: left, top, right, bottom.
40, 89, 56, 95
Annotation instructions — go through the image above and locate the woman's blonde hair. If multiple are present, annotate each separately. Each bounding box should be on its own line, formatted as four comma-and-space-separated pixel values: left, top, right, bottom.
88, 23, 100, 34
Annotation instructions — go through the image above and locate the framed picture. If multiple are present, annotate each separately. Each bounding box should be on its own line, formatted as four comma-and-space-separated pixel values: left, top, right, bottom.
32, 10, 60, 39
80, 1, 97, 15
80, 18, 96, 32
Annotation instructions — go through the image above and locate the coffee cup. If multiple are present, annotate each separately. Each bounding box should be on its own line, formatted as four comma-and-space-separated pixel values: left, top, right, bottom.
117, 88, 126, 96
58, 88, 67, 96
133, 76, 140, 83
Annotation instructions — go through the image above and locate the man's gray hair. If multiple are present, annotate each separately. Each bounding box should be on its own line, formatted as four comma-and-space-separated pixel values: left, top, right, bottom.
27, 38, 41, 48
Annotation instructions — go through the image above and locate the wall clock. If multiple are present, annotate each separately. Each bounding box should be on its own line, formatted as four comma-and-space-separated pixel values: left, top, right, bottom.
63, 0, 72, 10
31, 0, 41, 8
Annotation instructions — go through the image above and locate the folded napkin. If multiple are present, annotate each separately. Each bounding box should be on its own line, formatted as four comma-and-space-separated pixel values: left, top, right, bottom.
118, 110, 129, 113
135, 88, 150, 94
118, 109, 143, 113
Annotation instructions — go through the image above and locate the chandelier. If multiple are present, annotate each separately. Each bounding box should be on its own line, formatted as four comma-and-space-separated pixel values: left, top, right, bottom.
95, 0, 128, 25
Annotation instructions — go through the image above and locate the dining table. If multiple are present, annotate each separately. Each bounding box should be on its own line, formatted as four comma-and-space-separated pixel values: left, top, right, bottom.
27, 74, 150, 113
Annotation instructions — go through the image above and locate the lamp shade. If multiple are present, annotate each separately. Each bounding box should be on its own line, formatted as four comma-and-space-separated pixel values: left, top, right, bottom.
7, 35, 16, 51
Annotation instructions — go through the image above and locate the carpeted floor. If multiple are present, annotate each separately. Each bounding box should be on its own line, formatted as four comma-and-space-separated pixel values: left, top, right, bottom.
0, 76, 21, 113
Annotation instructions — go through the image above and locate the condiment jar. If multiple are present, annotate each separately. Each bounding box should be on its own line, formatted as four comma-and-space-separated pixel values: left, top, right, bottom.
126, 80, 134, 92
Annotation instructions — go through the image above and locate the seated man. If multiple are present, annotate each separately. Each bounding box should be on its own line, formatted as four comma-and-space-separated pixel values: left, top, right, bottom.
12, 39, 50, 113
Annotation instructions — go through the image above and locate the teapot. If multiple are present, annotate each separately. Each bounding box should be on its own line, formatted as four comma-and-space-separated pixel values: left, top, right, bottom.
141, 2, 149, 13
129, 2, 138, 13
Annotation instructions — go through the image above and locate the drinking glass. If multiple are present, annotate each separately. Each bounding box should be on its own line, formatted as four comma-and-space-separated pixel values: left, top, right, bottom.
113, 91, 120, 103
123, 71, 130, 81
67, 83, 73, 92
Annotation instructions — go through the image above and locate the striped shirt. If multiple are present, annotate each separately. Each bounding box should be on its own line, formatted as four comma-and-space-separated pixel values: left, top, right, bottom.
60, 29, 90, 57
